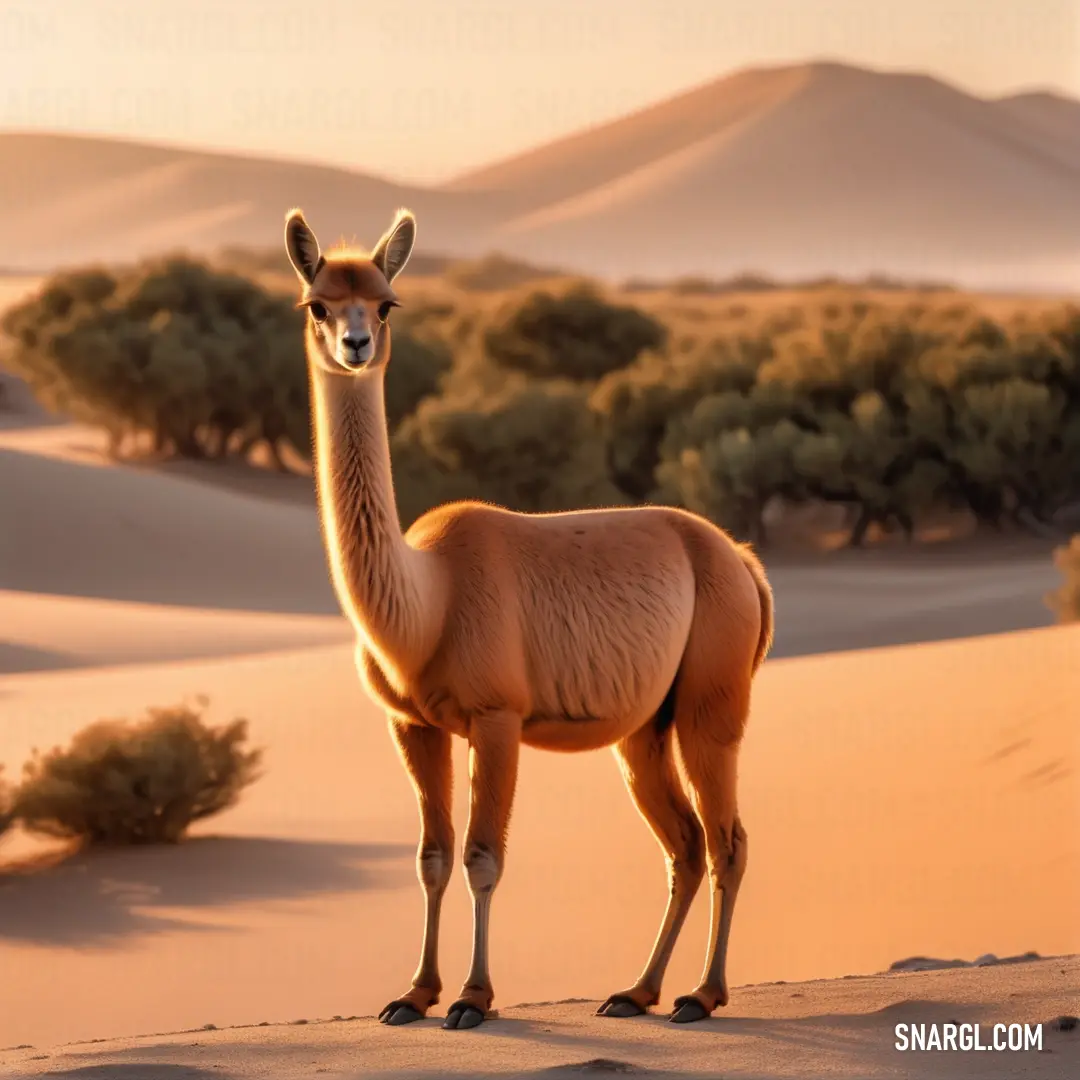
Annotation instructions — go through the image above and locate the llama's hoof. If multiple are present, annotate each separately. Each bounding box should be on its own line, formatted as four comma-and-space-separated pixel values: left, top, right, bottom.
443, 1002, 486, 1029
669, 995, 710, 1024
597, 994, 648, 1018
378, 1000, 425, 1026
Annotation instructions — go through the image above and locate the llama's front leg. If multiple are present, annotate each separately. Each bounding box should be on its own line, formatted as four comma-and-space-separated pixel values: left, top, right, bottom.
443, 711, 521, 1030
380, 716, 454, 1026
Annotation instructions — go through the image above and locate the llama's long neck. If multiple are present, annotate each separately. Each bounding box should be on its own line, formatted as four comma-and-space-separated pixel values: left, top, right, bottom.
308, 326, 429, 666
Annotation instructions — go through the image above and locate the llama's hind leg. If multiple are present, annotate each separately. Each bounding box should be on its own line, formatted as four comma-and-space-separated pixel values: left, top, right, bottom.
597, 715, 705, 1018
379, 716, 454, 1026
669, 699, 748, 1024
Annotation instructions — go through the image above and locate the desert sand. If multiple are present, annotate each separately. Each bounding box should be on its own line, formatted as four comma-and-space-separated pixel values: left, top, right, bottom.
5, 959, 1077, 1079
0, 394, 1077, 1079
3, 61, 1080, 288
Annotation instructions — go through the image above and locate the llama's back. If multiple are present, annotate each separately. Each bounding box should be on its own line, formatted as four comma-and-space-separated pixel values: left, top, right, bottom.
408, 500, 765, 731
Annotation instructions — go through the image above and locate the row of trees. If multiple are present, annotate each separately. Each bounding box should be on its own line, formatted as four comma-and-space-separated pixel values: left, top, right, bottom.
631, 318, 1080, 544
392, 281, 1080, 550
1, 259, 452, 466
3, 255, 1079, 549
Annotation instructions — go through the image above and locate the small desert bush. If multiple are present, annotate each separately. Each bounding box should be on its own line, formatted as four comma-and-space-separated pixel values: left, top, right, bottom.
1046, 535, 1080, 623
13, 701, 263, 846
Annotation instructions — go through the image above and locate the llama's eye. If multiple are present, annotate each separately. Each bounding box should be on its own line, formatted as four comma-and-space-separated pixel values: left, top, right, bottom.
308, 301, 328, 323
378, 300, 397, 322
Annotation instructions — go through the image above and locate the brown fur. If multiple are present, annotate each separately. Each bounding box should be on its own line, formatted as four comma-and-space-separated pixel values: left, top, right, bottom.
284, 207, 774, 1029
306, 256, 398, 305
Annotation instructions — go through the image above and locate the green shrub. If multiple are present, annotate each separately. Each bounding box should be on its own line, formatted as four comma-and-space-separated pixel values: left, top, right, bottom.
642, 301, 1080, 544
590, 337, 770, 501
1, 258, 305, 462
0, 258, 444, 467
656, 421, 801, 544
384, 329, 454, 431
393, 380, 625, 527
1046, 535, 1080, 623
590, 358, 700, 501
12, 701, 263, 846
484, 283, 666, 381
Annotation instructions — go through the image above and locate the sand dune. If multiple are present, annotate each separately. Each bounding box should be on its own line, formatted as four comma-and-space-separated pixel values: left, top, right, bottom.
764, 548, 1058, 657
4, 61, 1080, 287
994, 91, 1080, 168
0, 589, 348, 673
465, 63, 1080, 284
0, 132, 494, 270
451, 64, 1080, 205
0, 424, 349, 673
0, 434, 335, 615
446, 65, 819, 208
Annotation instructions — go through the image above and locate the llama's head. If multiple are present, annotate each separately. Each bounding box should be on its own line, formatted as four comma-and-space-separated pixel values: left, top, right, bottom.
284, 207, 416, 374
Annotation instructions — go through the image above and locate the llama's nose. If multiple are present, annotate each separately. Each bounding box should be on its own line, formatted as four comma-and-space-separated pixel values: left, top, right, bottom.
342, 333, 371, 354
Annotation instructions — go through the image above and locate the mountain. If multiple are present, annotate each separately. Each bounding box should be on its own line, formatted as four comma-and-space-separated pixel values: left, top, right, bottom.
2, 62, 1079, 289
449, 61, 1080, 289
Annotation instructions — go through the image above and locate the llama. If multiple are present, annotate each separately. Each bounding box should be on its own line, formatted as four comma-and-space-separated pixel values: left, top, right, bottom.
285, 207, 774, 1030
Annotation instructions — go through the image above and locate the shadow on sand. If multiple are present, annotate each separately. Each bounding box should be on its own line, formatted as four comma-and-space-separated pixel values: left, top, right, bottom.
0, 446, 338, 615
26, 1069, 239, 1080
0, 835, 412, 947
0, 640, 75, 674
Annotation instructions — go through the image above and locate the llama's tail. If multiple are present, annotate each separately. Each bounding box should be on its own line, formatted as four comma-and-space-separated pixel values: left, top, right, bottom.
737, 544, 774, 672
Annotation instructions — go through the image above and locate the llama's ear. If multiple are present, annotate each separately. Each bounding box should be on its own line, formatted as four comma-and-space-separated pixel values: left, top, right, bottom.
284, 208, 325, 285
371, 208, 416, 283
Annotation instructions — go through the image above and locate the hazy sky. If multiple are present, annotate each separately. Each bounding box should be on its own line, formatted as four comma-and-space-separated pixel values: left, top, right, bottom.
2, 0, 1077, 183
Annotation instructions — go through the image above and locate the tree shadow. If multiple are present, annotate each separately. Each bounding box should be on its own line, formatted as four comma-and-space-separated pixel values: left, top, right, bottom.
483, 1011, 872, 1054
765, 554, 1058, 660
151, 454, 316, 509
0, 836, 412, 947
